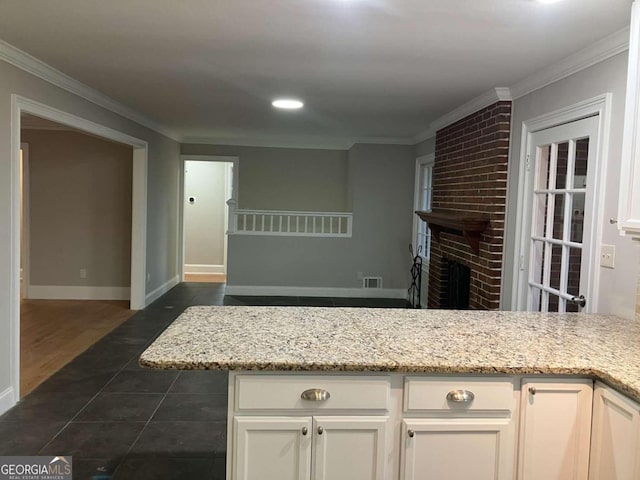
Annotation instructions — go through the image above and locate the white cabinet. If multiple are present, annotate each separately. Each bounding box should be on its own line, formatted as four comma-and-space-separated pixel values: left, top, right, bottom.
233, 417, 312, 480
589, 382, 640, 480
517, 378, 593, 480
401, 418, 514, 480
313, 416, 388, 480
232, 415, 387, 480
401, 376, 518, 480
619, 1, 640, 237
228, 373, 394, 480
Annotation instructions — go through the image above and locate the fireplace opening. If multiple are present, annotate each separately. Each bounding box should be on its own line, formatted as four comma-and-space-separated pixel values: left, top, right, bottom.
445, 259, 470, 309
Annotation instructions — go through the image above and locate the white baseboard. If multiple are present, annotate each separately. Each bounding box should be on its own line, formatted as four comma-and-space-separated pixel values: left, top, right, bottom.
0, 387, 16, 416
184, 264, 225, 274
28, 285, 130, 300
145, 275, 180, 305
225, 285, 407, 299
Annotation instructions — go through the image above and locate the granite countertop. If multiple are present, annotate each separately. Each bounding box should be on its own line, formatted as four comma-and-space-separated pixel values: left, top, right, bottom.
139, 306, 640, 402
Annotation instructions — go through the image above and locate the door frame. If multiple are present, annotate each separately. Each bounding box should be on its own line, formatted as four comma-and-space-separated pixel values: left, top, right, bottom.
511, 94, 612, 312
19, 142, 30, 299
178, 154, 239, 281
10, 95, 149, 399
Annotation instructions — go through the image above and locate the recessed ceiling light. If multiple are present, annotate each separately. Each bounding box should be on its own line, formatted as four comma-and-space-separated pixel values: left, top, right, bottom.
272, 98, 304, 110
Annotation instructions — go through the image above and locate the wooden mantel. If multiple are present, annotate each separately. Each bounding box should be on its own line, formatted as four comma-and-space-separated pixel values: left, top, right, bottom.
415, 210, 490, 255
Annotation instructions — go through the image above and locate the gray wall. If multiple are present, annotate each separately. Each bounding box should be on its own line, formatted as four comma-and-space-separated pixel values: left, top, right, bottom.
22, 129, 133, 288
225, 143, 415, 290
503, 51, 640, 319
184, 160, 229, 268
181, 144, 349, 212
0, 59, 180, 403
414, 136, 436, 157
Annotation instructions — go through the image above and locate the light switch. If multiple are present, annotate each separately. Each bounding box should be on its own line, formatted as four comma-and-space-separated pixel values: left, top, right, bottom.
600, 244, 615, 269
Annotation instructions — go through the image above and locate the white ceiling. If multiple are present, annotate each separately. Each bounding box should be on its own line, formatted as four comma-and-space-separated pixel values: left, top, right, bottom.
0, 0, 633, 146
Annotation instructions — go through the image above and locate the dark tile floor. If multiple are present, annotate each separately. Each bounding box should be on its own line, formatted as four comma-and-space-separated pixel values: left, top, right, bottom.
0, 283, 409, 479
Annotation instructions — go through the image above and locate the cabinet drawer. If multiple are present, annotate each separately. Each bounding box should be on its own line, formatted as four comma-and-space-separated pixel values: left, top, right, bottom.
404, 377, 515, 413
235, 375, 390, 411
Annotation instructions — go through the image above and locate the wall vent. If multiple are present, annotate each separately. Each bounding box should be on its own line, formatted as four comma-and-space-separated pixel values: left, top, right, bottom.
363, 277, 383, 289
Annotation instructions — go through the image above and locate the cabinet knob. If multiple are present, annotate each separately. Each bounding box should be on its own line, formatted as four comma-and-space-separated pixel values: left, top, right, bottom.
529, 387, 536, 396
301, 427, 308, 436
301, 388, 331, 401
408, 429, 415, 438
317, 426, 324, 435
446, 389, 475, 403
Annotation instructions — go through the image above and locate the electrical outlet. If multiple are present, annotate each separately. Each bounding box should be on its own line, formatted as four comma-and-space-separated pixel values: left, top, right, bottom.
357, 272, 364, 281
79, 268, 87, 279
600, 244, 615, 269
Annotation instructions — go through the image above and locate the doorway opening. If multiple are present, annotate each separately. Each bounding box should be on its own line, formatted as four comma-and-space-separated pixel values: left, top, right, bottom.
10, 95, 149, 403
182, 158, 235, 283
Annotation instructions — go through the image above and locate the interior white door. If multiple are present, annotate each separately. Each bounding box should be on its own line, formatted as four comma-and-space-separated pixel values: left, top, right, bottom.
519, 116, 599, 312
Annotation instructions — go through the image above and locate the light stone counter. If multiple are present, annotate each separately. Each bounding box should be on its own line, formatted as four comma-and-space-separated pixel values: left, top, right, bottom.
139, 306, 640, 402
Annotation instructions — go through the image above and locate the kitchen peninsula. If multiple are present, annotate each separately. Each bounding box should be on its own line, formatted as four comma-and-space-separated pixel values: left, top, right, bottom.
140, 306, 640, 480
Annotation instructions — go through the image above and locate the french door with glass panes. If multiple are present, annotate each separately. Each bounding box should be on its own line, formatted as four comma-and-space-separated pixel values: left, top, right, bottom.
520, 116, 599, 313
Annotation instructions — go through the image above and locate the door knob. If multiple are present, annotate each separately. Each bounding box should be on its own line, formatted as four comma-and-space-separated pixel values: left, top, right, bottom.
569, 295, 586, 308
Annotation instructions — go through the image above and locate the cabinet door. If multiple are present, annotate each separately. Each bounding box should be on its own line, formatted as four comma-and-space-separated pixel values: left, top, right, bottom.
312, 416, 388, 480
589, 383, 640, 480
233, 416, 312, 480
517, 379, 592, 480
401, 418, 515, 480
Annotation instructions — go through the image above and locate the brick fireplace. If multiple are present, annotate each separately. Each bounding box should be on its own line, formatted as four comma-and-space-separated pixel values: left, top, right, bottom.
426, 101, 512, 310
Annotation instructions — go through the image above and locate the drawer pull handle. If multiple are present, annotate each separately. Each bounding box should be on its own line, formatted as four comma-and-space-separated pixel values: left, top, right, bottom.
446, 389, 475, 403
529, 387, 536, 396
408, 429, 415, 438
302, 427, 308, 436
317, 426, 324, 435
301, 388, 331, 401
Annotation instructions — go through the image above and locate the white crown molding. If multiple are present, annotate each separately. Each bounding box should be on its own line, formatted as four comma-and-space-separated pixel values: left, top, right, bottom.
510, 27, 630, 100
413, 87, 512, 143
0, 39, 181, 142
182, 134, 414, 150
412, 26, 630, 144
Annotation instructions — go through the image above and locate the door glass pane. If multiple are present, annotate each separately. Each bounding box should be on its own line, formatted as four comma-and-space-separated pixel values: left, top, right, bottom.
570, 193, 585, 243
536, 145, 552, 190
573, 138, 589, 188
533, 193, 548, 237
531, 240, 546, 286
548, 293, 560, 312
550, 245, 563, 291
552, 194, 565, 240
567, 247, 582, 297
556, 142, 569, 190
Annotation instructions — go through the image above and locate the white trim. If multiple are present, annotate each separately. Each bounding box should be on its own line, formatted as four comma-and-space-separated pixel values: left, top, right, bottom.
413, 27, 629, 144
184, 264, 226, 274
20, 143, 30, 299
28, 285, 131, 301
508, 93, 611, 313
181, 136, 415, 151
0, 39, 180, 141
0, 387, 15, 416
413, 88, 511, 143
10, 95, 150, 401
510, 27, 630, 101
180, 155, 239, 281
145, 275, 180, 305
225, 285, 408, 299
